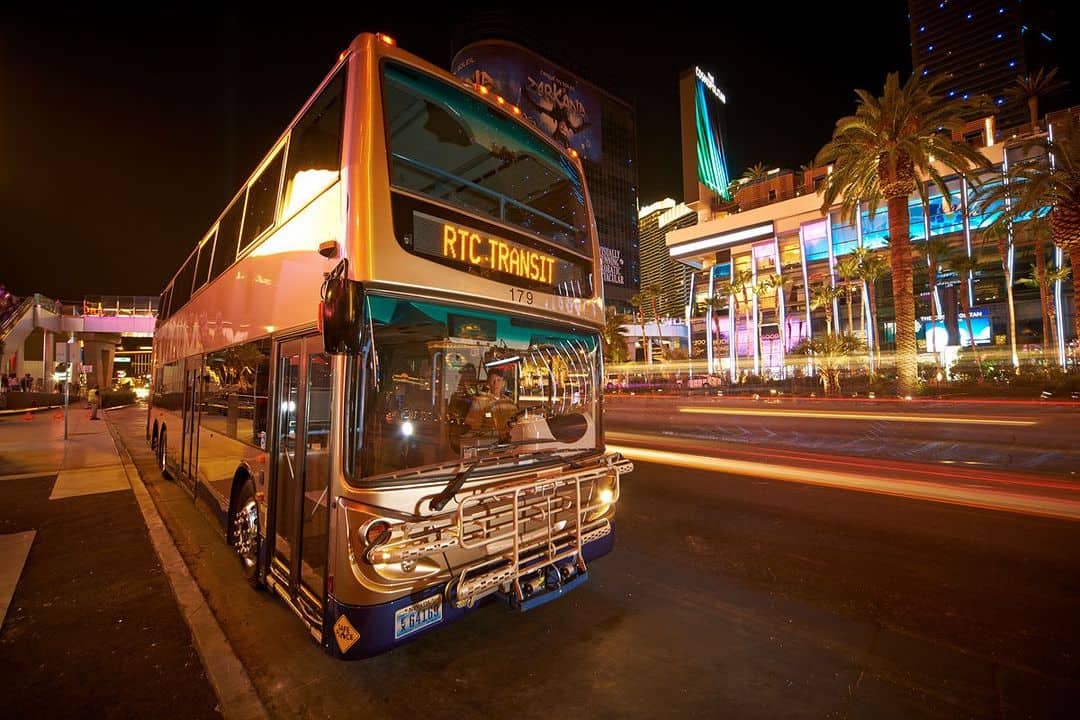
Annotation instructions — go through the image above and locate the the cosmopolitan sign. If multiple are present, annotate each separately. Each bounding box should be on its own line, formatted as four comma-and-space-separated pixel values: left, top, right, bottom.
695, 67, 726, 104
669, 222, 774, 259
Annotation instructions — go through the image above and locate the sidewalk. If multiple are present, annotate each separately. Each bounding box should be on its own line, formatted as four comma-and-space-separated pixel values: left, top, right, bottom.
0, 407, 222, 718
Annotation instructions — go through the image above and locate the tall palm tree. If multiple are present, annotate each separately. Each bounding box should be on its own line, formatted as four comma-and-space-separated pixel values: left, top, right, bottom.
810, 281, 843, 336
978, 117, 1080, 344
1020, 261, 1071, 359
702, 293, 729, 371
853, 246, 889, 364
644, 282, 666, 361
1005, 67, 1068, 132
629, 291, 651, 366
834, 254, 861, 335
816, 68, 990, 395
601, 306, 630, 364
769, 272, 793, 366
924, 236, 952, 365
947, 252, 986, 377
729, 268, 755, 366
1044, 263, 1071, 357
983, 223, 1020, 371
1022, 218, 1054, 356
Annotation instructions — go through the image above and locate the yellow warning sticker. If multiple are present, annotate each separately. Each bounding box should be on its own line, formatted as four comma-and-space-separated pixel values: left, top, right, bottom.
333, 614, 360, 655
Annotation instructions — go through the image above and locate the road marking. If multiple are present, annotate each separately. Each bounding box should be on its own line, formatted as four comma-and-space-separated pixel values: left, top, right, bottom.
609, 444, 1080, 522
678, 407, 1037, 426
50, 466, 130, 499
0, 531, 36, 628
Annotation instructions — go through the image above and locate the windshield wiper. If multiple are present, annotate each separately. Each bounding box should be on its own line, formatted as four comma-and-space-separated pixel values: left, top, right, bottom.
428, 439, 568, 513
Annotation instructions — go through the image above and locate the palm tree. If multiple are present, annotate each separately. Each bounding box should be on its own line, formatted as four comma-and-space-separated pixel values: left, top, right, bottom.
702, 293, 729, 371
601, 307, 630, 364
816, 67, 990, 395
852, 246, 889, 365
1023, 218, 1054, 356
977, 117, 1080, 345
1019, 261, 1071, 359
834, 253, 861, 335
728, 268, 755, 368
741, 162, 770, 184
1044, 263, 1071, 357
810, 281, 843, 336
983, 223, 1020, 371
924, 236, 952, 367
947, 252, 986, 378
768, 272, 792, 372
791, 334, 866, 396
751, 274, 776, 372
629, 291, 651, 366
1005, 67, 1068, 132
645, 282, 666, 361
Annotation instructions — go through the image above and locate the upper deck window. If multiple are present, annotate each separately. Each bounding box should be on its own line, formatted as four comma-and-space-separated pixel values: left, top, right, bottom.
382, 62, 590, 258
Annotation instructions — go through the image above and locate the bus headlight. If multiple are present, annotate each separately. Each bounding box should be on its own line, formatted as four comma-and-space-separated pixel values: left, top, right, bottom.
586, 474, 619, 522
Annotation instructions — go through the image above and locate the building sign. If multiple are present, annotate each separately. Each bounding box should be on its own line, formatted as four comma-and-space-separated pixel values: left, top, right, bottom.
680, 66, 731, 205
452, 44, 601, 163
600, 247, 624, 285
412, 211, 583, 289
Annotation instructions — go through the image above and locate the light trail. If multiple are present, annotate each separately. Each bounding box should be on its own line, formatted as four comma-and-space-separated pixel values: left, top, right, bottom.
606, 431, 1080, 491
608, 443, 1080, 522
678, 407, 1037, 426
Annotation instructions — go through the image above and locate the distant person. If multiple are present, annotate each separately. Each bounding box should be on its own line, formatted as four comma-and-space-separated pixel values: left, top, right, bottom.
23, 373, 33, 392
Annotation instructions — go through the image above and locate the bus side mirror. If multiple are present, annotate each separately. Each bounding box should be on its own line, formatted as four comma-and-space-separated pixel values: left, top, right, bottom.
321, 275, 365, 355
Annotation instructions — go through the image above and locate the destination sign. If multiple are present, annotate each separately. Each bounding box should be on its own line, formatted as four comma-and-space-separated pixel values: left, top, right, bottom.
412, 212, 583, 290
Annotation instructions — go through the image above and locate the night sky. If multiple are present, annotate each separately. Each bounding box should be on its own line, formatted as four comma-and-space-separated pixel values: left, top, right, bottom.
3, 6, 1076, 299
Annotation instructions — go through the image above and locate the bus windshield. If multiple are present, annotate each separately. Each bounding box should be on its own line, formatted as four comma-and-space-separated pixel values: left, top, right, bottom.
383, 61, 591, 257
349, 294, 601, 483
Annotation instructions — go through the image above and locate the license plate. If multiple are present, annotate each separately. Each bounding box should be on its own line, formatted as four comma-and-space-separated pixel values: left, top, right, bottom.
394, 594, 443, 639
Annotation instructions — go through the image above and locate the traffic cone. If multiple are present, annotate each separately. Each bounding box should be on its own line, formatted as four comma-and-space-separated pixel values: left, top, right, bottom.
54, 411, 63, 421
23, 411, 33, 422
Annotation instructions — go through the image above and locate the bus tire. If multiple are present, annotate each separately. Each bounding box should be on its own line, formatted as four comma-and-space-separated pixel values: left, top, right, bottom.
231, 477, 263, 589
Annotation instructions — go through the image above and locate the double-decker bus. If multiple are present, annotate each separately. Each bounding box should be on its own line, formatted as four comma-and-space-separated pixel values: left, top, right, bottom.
148, 32, 631, 658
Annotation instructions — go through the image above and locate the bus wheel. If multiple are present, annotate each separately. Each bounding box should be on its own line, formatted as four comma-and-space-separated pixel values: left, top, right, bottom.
232, 478, 263, 589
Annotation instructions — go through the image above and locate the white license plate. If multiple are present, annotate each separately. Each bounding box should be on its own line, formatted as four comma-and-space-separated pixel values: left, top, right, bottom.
394, 594, 443, 640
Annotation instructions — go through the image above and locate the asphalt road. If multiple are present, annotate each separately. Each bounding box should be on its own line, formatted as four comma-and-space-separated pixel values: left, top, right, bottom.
106, 406, 1080, 719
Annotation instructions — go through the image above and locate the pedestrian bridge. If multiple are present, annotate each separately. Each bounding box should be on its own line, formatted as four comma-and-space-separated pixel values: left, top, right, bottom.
1, 294, 156, 391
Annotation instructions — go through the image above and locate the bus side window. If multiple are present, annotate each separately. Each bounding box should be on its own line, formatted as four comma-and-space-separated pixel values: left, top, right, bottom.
281, 69, 344, 219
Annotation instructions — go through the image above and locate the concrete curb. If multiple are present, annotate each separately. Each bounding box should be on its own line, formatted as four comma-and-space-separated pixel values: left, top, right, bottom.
0, 404, 62, 416
105, 420, 269, 720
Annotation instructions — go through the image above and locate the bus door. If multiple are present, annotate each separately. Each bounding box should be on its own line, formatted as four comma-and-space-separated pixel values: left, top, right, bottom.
180, 357, 202, 486
270, 335, 332, 617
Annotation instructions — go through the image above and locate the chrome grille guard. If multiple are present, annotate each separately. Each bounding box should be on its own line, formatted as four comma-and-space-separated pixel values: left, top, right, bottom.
364, 453, 632, 609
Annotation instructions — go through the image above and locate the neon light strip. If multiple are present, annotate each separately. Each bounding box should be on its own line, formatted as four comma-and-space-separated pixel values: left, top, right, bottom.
670, 223, 774, 258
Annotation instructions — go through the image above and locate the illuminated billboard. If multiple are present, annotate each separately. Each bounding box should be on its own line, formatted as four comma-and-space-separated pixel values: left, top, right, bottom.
680, 66, 731, 205
452, 43, 601, 163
